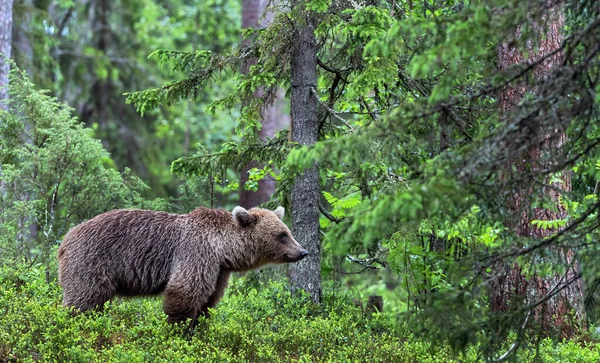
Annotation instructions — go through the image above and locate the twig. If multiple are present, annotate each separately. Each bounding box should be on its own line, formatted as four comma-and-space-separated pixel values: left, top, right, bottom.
345, 254, 381, 270
346, 242, 389, 269
319, 202, 344, 223
490, 310, 531, 363
316, 58, 349, 84
310, 88, 355, 131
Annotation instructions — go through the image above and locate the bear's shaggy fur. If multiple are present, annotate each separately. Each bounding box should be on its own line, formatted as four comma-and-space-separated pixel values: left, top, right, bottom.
58, 206, 307, 326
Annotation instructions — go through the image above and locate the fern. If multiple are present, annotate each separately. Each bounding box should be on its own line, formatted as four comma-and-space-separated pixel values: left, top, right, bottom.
531, 219, 568, 230
322, 191, 339, 206
336, 192, 362, 210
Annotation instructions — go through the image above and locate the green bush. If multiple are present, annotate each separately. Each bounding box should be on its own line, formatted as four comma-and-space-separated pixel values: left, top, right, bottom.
0, 66, 151, 272
0, 264, 598, 362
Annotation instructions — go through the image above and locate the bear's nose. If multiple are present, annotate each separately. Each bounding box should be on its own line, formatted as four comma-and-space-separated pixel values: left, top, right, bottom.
300, 250, 309, 258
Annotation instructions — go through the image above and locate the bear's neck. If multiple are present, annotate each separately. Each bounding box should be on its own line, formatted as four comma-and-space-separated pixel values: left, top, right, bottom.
187, 208, 257, 271
218, 233, 258, 271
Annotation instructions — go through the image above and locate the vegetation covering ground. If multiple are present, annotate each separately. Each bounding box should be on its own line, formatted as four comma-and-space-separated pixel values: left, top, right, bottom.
0, 265, 599, 362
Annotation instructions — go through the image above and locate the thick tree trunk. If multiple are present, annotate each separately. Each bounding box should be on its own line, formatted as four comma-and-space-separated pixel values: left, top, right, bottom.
0, 0, 13, 110
239, 0, 289, 208
287, 2, 321, 303
490, 5, 585, 336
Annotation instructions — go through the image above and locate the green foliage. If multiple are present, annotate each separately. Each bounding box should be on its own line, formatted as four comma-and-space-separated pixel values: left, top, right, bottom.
125, 49, 240, 116
306, 0, 331, 14
15, 0, 242, 198
82, 0, 600, 357
2, 264, 599, 362
0, 66, 148, 271
127, 5, 294, 196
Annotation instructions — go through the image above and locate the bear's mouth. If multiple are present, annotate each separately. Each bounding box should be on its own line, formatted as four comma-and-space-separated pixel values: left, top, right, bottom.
283, 249, 309, 263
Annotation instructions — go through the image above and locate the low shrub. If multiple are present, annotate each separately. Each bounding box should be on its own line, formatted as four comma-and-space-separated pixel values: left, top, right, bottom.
0, 265, 598, 362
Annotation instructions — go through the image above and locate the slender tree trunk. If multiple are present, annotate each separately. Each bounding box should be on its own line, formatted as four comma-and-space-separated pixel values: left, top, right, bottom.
288, 1, 321, 303
490, 5, 585, 336
91, 0, 110, 144
184, 10, 201, 157
239, 0, 289, 209
0, 0, 13, 197
78, 0, 113, 153
0, 0, 13, 109
12, 0, 36, 241
12, 0, 33, 76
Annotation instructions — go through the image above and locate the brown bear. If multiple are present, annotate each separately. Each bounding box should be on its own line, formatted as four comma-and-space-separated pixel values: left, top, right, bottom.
57, 206, 307, 327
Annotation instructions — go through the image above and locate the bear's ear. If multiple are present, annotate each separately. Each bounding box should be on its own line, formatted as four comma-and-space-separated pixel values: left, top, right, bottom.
232, 206, 254, 227
274, 206, 285, 220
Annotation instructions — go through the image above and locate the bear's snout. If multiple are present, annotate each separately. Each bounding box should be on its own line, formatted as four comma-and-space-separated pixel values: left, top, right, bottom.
286, 249, 308, 262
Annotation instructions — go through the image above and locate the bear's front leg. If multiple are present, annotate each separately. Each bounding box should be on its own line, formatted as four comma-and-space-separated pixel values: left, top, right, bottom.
200, 269, 231, 318
163, 266, 219, 330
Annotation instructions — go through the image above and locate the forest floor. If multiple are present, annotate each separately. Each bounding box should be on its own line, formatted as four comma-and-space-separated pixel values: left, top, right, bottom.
0, 265, 598, 362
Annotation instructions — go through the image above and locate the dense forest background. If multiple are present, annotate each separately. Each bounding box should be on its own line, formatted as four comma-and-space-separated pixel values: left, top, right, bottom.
2, 0, 600, 361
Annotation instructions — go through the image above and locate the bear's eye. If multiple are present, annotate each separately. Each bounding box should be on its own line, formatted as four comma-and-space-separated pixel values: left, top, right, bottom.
277, 232, 288, 243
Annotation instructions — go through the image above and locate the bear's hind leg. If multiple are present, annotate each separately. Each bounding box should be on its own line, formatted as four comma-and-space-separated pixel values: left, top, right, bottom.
61, 271, 117, 312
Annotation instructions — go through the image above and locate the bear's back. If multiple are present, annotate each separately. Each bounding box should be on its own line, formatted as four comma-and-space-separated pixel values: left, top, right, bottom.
59, 209, 185, 295
63, 209, 182, 249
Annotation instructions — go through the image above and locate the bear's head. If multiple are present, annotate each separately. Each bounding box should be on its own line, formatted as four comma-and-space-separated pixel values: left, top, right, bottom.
232, 206, 308, 269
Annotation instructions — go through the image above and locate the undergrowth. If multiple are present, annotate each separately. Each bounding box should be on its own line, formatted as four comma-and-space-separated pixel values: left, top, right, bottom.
0, 265, 598, 362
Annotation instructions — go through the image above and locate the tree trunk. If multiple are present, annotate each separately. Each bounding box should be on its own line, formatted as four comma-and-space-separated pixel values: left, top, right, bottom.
12, 0, 36, 241
91, 0, 110, 146
239, 0, 289, 209
12, 0, 33, 76
287, 2, 321, 303
490, 5, 585, 336
0, 0, 13, 196
0, 0, 13, 110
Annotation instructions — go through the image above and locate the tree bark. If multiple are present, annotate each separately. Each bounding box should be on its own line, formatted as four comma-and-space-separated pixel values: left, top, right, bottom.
12, 0, 33, 76
12, 0, 36, 240
91, 0, 110, 144
490, 5, 585, 336
0, 0, 13, 196
0, 0, 13, 110
239, 0, 289, 209
287, 2, 321, 303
